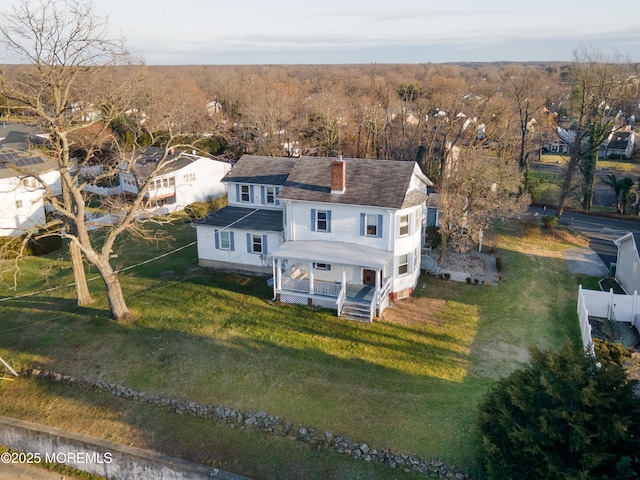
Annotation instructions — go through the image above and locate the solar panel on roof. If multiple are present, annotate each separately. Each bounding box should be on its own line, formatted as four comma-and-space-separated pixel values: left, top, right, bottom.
0, 154, 46, 168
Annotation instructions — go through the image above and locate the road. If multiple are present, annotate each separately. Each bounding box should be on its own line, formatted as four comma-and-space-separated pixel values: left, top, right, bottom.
530, 206, 640, 268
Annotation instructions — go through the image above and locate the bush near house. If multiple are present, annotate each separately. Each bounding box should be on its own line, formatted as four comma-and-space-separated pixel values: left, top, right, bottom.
183, 195, 228, 220
0, 230, 62, 258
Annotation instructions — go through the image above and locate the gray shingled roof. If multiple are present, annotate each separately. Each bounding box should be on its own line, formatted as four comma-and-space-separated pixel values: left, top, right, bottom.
130, 148, 198, 179
224, 155, 297, 185
278, 156, 430, 209
607, 132, 632, 151
197, 206, 283, 232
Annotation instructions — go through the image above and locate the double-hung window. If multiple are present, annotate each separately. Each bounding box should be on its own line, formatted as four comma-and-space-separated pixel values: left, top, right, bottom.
245, 233, 267, 255
266, 186, 275, 205
360, 213, 382, 238
251, 234, 263, 253
399, 214, 410, 237
15, 200, 23, 209
215, 230, 234, 251
398, 254, 409, 275
366, 214, 378, 236
240, 185, 251, 202
183, 172, 196, 183
220, 231, 231, 250
311, 209, 331, 232
316, 210, 328, 232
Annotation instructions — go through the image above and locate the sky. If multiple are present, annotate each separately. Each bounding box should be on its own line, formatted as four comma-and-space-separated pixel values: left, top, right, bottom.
3, 0, 640, 65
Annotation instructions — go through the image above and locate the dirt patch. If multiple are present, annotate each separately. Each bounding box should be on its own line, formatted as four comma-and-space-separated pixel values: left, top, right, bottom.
380, 296, 448, 327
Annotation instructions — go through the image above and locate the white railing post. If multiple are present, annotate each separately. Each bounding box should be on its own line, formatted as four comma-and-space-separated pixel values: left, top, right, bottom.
633, 290, 638, 329
608, 288, 615, 321
336, 286, 346, 317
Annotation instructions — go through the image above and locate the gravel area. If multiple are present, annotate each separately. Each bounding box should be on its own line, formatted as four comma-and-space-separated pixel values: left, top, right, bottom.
432, 248, 487, 276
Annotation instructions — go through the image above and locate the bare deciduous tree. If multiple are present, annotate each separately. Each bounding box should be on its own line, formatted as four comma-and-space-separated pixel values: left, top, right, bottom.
438, 148, 529, 258
0, 0, 195, 320
555, 49, 635, 217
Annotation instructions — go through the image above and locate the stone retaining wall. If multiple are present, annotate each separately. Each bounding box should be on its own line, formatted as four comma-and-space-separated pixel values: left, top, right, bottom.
22, 368, 471, 479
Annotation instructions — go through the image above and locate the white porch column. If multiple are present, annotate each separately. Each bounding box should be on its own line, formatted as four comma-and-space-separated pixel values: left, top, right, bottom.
276, 258, 282, 290
308, 261, 315, 294
374, 269, 381, 313
341, 265, 347, 290
272, 259, 277, 298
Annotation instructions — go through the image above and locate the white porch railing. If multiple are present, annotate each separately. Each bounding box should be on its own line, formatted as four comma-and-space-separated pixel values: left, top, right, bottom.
378, 277, 392, 303
280, 277, 340, 297
336, 286, 346, 315
314, 280, 341, 297
281, 277, 310, 293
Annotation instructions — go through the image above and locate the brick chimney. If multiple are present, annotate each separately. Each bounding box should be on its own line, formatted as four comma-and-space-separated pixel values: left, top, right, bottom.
330, 155, 346, 194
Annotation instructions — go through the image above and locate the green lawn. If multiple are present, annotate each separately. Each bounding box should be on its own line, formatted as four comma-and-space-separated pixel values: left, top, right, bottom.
0, 218, 586, 479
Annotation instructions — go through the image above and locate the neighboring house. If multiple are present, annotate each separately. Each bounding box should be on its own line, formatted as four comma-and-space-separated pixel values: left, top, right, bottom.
0, 130, 61, 237
600, 131, 635, 159
613, 232, 640, 294
195, 154, 433, 321
120, 149, 231, 213
543, 126, 572, 154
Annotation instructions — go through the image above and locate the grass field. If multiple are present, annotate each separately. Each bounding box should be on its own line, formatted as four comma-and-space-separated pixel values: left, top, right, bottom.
537, 154, 639, 172
0, 217, 589, 479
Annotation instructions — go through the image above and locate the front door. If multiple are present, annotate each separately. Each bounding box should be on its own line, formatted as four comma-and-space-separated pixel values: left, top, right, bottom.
362, 269, 376, 286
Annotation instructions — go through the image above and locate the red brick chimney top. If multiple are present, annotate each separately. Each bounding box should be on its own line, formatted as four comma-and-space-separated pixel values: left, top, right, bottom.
330, 155, 346, 194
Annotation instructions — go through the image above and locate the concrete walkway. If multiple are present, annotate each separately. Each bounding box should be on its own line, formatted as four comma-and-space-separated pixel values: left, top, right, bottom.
562, 247, 609, 277
0, 462, 72, 479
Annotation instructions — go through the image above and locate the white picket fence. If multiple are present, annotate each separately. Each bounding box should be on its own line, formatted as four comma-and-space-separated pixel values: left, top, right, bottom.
577, 285, 640, 357
577, 285, 595, 357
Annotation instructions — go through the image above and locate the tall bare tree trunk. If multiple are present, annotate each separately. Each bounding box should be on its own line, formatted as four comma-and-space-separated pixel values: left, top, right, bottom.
95, 261, 130, 320
555, 169, 574, 219
69, 241, 94, 305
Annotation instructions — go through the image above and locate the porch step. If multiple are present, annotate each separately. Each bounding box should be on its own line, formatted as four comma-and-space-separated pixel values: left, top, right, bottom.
340, 302, 372, 322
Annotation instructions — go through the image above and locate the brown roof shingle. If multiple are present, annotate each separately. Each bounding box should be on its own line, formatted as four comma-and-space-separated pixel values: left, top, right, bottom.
278, 156, 429, 209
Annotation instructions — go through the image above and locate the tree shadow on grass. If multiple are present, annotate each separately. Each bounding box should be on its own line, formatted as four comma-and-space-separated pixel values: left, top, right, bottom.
0, 284, 485, 472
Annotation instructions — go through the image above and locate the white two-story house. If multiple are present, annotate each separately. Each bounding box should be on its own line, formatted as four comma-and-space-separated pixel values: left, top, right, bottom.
0, 130, 61, 237
195, 154, 432, 321
120, 149, 231, 213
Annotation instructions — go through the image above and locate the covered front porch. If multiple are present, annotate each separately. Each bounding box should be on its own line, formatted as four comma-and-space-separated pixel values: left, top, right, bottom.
270, 240, 392, 322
